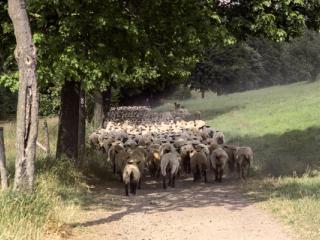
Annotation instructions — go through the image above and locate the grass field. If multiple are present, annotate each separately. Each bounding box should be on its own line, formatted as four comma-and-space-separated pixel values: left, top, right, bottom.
157, 80, 320, 240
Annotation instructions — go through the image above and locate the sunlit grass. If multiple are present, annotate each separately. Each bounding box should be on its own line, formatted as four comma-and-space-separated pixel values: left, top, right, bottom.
157, 80, 320, 240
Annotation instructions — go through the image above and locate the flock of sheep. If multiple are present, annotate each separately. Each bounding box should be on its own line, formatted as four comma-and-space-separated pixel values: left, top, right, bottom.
90, 106, 253, 196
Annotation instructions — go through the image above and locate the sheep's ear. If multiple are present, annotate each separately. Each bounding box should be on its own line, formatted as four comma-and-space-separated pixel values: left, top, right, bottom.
136, 160, 141, 164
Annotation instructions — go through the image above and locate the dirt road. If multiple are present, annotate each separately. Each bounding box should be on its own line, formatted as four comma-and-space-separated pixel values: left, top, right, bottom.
69, 177, 292, 240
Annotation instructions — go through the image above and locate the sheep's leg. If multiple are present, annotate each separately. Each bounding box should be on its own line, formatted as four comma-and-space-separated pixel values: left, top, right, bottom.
203, 170, 207, 183
241, 165, 246, 180
187, 161, 191, 174
168, 173, 172, 187
163, 176, 167, 189
113, 161, 116, 174
214, 168, 218, 182
247, 163, 250, 178
130, 181, 135, 194
172, 174, 176, 188
119, 173, 123, 182
193, 172, 197, 182
138, 178, 141, 189
219, 169, 223, 182
237, 163, 241, 179
156, 168, 160, 178
132, 182, 137, 195
125, 184, 129, 196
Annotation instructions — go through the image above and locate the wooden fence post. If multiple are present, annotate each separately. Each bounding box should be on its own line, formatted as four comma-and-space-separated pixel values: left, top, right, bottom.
43, 120, 50, 157
0, 127, 8, 190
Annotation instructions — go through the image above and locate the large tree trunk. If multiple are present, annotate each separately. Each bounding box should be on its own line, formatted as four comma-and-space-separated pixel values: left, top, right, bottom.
8, 0, 39, 192
92, 91, 104, 128
0, 127, 8, 190
93, 88, 112, 128
56, 80, 80, 161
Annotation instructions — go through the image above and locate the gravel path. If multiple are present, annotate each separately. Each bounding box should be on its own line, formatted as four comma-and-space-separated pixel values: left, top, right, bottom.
69, 177, 293, 240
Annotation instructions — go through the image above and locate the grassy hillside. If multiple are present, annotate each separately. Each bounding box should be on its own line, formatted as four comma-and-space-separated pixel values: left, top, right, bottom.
158, 81, 320, 240
158, 81, 320, 176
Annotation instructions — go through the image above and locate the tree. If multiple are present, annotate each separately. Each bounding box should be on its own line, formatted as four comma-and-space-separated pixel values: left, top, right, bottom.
8, 0, 39, 191
1, 0, 320, 167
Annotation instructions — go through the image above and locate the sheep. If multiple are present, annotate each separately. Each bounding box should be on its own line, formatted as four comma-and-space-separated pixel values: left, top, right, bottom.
108, 141, 124, 174
147, 144, 161, 177
123, 159, 141, 196
89, 132, 101, 149
161, 151, 181, 189
114, 146, 130, 181
189, 145, 210, 183
128, 147, 147, 188
222, 145, 238, 177
210, 146, 228, 182
160, 143, 175, 156
180, 144, 194, 174
235, 146, 253, 179
213, 131, 225, 144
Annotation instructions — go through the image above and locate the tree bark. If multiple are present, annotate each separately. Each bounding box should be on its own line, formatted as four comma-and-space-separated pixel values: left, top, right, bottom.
8, 0, 39, 192
56, 80, 80, 162
0, 127, 8, 190
93, 88, 112, 128
92, 91, 103, 128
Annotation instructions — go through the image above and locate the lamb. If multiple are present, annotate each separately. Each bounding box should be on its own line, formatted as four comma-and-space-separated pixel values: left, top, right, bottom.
189, 146, 210, 183
235, 146, 253, 179
122, 159, 141, 196
210, 145, 228, 182
161, 151, 181, 189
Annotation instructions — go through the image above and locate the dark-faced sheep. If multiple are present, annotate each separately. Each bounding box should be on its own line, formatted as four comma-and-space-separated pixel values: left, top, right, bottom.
161, 151, 181, 189
189, 146, 210, 183
235, 146, 253, 179
180, 144, 194, 174
114, 147, 130, 182
108, 142, 124, 174
128, 147, 147, 188
222, 145, 238, 177
210, 146, 228, 182
123, 160, 141, 196
147, 144, 161, 178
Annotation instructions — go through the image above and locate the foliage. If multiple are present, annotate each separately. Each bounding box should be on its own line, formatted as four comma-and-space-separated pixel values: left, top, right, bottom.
189, 30, 320, 94
2, 1, 319, 116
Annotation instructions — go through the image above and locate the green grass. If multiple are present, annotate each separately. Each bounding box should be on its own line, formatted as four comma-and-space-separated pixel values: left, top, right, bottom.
0, 119, 88, 240
157, 80, 320, 240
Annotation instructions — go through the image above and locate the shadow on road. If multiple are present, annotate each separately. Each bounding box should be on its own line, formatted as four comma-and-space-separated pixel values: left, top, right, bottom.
70, 176, 256, 228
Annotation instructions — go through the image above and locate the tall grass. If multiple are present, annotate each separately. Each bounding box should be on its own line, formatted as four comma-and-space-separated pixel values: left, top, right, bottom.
0, 119, 87, 240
